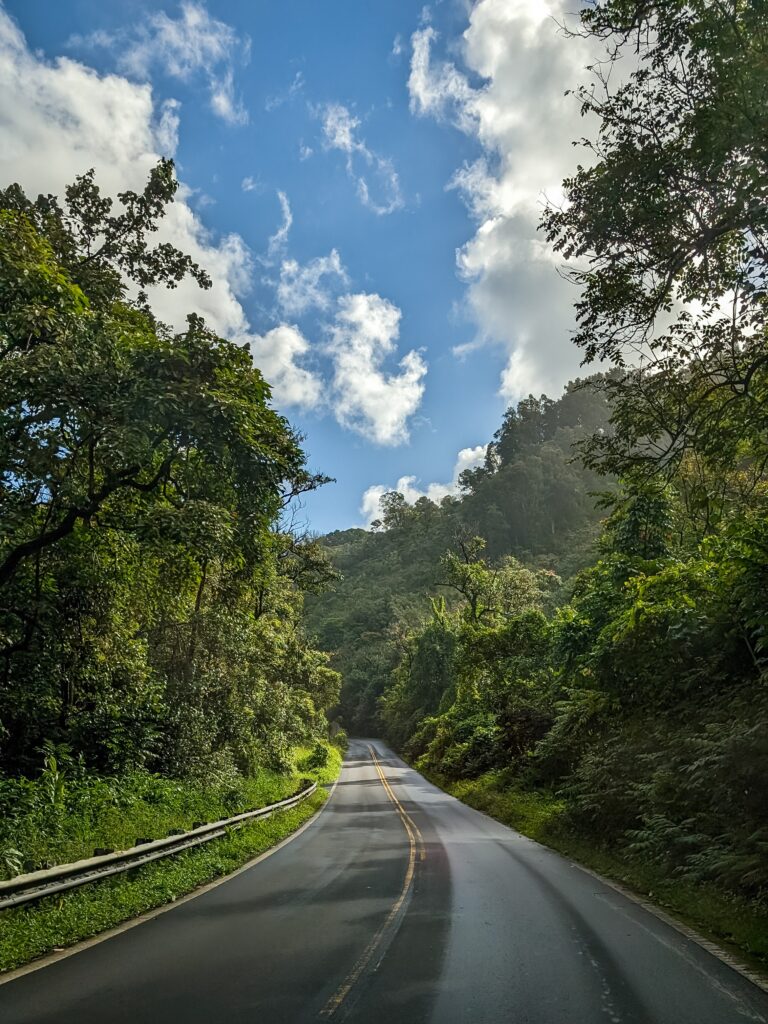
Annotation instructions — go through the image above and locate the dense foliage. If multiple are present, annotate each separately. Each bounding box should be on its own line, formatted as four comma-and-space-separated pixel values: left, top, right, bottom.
308, 0, 768, 919
0, 163, 339, 814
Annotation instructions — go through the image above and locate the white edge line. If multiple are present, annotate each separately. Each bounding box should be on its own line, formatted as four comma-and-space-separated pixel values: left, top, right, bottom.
0, 768, 344, 988
569, 859, 768, 997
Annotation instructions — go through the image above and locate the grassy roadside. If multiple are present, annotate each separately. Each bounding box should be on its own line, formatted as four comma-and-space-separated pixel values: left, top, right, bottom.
1, 760, 318, 876
0, 742, 344, 973
296, 742, 344, 787
427, 768, 768, 975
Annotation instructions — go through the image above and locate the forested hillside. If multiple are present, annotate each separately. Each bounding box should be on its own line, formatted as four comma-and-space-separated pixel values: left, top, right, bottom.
307, 0, 768, 948
304, 377, 614, 730
0, 163, 341, 896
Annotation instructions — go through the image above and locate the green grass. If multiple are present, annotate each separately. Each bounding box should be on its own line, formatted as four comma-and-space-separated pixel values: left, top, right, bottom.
444, 771, 566, 837
0, 743, 343, 972
428, 769, 768, 975
1, 767, 308, 876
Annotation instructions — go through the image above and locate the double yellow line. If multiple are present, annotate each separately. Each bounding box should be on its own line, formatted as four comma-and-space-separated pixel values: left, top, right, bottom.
320, 745, 426, 1018
369, 745, 425, 864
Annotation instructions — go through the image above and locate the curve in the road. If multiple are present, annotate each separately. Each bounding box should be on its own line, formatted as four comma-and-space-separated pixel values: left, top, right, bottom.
0, 739, 766, 1024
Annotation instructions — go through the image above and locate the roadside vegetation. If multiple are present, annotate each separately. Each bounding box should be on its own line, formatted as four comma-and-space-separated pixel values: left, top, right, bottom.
0, 743, 343, 972
0, 160, 341, 791
0, 161, 345, 967
306, 0, 768, 968
0, 740, 343, 878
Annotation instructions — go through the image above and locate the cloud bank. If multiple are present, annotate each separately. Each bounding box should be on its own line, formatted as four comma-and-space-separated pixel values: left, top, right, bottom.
408, 1, 596, 399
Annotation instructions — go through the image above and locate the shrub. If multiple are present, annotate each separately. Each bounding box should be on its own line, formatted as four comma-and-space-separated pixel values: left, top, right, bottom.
300, 742, 329, 772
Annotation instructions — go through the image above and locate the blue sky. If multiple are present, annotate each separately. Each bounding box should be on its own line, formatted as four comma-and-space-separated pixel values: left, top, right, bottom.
0, 0, 593, 533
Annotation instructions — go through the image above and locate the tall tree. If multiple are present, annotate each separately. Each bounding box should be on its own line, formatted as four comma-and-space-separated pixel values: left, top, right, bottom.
543, 0, 768, 501
0, 164, 335, 774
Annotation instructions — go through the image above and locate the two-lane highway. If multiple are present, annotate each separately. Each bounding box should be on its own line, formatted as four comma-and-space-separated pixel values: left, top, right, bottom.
1, 739, 767, 1023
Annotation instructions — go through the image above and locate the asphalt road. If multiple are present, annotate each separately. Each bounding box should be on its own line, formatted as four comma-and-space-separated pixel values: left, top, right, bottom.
2, 739, 768, 1023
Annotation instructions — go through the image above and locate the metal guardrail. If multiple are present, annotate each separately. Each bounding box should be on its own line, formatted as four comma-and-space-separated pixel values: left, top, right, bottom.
0, 780, 318, 911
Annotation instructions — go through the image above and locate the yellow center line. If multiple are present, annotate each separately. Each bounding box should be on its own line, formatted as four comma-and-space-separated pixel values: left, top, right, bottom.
319, 745, 426, 1018
370, 746, 426, 862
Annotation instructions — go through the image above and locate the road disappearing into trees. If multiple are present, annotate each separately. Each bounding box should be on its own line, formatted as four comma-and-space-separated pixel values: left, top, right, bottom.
1, 741, 767, 1023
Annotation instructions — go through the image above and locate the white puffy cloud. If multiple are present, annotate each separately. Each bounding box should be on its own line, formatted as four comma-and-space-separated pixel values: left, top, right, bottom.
0, 21, 155, 191
322, 103, 360, 153
320, 103, 403, 216
72, 1, 249, 125
156, 98, 181, 153
327, 293, 427, 445
276, 250, 348, 317
408, 2, 597, 399
450, 444, 489, 487
248, 325, 323, 410
360, 444, 487, 525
